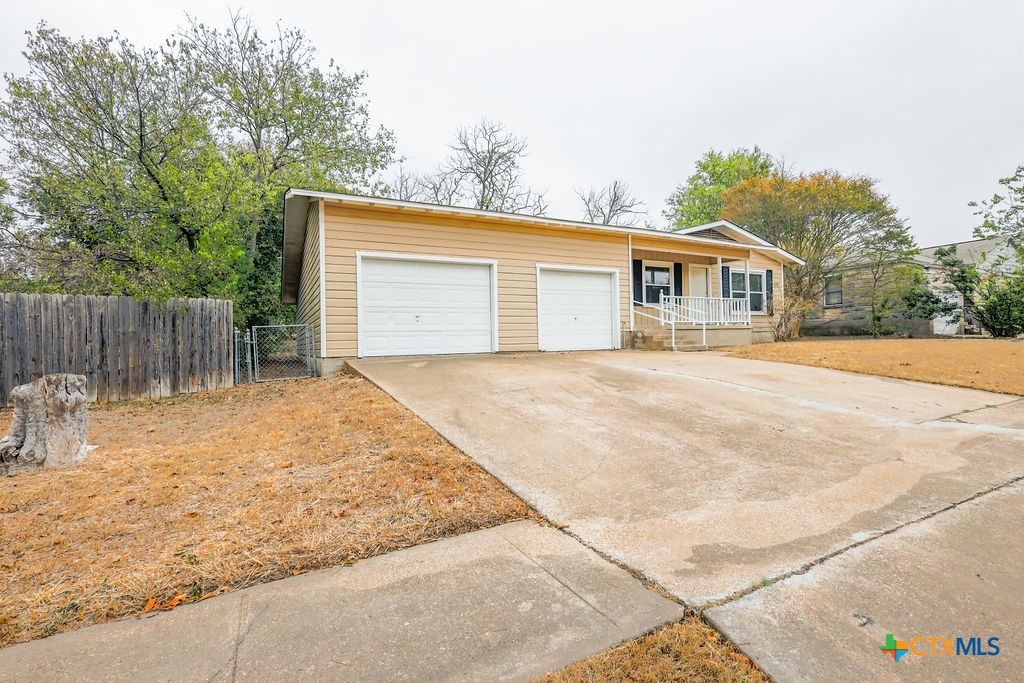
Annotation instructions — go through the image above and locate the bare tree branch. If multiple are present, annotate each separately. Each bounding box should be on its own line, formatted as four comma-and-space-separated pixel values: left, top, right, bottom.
396, 119, 546, 215
577, 180, 646, 225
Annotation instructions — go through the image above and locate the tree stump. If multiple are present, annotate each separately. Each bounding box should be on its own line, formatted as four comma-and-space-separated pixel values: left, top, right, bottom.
0, 374, 89, 476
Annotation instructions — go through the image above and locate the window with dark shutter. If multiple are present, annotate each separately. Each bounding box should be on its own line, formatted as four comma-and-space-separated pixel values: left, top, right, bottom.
643, 264, 672, 304
632, 259, 643, 305
730, 270, 766, 312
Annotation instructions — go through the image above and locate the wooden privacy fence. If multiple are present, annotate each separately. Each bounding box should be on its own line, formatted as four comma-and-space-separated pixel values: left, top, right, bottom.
0, 293, 233, 406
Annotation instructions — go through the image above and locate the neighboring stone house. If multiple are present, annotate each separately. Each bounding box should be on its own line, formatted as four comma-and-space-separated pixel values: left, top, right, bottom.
803, 236, 1018, 337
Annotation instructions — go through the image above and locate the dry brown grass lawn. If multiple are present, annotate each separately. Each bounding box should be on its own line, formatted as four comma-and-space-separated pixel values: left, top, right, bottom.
0, 374, 531, 647
726, 338, 1024, 396
540, 618, 767, 683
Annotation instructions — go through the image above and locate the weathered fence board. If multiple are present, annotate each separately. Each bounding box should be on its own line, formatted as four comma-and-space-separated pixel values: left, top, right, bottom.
0, 294, 233, 407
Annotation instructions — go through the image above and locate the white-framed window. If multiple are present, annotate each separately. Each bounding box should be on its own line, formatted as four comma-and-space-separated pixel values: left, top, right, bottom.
731, 269, 766, 313
643, 261, 673, 304
824, 275, 843, 307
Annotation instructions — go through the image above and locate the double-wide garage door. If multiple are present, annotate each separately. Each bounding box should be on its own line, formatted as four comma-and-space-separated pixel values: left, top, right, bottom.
358, 256, 617, 357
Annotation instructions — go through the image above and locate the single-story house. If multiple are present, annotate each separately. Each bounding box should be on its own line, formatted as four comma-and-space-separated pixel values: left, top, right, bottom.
280, 189, 804, 373
803, 236, 1018, 337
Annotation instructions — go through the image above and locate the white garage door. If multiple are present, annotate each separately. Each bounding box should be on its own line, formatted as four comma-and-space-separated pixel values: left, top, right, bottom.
537, 268, 617, 351
359, 257, 494, 357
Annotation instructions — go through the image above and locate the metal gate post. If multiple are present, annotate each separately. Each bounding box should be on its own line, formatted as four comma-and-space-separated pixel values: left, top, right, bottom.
247, 328, 256, 383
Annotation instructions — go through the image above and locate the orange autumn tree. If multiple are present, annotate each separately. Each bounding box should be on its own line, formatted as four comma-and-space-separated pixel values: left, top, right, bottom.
721, 171, 910, 339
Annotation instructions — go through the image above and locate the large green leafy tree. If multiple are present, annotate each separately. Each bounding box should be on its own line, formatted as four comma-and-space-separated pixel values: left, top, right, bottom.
952, 166, 1024, 337
0, 14, 395, 327
1, 27, 250, 298
663, 147, 774, 229
721, 171, 912, 338
177, 14, 395, 325
933, 245, 1024, 337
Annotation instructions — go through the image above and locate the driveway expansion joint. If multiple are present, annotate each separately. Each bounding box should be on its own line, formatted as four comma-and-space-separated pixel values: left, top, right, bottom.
930, 395, 1024, 424
701, 472, 1024, 613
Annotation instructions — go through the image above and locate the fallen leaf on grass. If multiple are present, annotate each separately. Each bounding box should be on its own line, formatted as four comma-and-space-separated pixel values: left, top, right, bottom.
201, 585, 232, 599
163, 593, 188, 609
144, 593, 189, 612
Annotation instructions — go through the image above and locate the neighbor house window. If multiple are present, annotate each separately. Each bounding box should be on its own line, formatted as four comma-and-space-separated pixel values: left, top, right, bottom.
731, 270, 765, 312
824, 276, 843, 307
644, 263, 672, 304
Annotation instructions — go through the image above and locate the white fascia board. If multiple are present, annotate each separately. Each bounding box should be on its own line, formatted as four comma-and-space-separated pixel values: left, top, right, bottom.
284, 189, 805, 265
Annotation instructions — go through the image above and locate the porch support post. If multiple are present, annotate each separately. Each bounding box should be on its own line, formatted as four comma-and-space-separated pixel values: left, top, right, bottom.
716, 255, 724, 325
716, 256, 723, 325
745, 251, 751, 325
628, 234, 635, 331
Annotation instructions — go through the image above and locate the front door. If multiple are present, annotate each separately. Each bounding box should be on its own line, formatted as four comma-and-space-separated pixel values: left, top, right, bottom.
689, 265, 710, 297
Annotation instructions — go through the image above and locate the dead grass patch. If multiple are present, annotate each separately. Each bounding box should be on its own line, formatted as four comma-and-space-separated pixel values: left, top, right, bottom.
726, 338, 1024, 396
0, 374, 531, 647
540, 618, 767, 682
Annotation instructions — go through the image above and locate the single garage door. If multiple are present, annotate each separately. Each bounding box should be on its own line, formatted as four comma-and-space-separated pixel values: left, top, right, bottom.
359, 256, 494, 357
537, 268, 618, 351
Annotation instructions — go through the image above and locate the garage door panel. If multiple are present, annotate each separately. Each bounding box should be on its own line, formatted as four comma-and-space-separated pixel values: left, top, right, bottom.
360, 257, 494, 357
538, 269, 616, 352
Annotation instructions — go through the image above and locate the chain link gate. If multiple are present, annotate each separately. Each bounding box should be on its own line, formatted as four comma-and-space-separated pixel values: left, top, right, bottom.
234, 329, 254, 384
234, 324, 315, 383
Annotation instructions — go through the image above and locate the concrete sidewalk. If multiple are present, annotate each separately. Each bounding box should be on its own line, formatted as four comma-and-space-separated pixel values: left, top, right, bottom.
706, 481, 1023, 682
0, 521, 683, 682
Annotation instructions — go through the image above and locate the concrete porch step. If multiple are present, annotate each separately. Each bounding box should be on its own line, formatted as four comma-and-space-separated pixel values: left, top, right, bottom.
630, 331, 709, 352
628, 322, 751, 350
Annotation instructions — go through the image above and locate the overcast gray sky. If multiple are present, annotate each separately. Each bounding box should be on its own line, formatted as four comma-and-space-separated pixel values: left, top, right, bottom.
3, 1, 1022, 245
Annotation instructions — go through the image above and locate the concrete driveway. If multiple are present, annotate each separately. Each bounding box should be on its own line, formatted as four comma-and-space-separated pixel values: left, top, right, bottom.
350, 351, 1024, 678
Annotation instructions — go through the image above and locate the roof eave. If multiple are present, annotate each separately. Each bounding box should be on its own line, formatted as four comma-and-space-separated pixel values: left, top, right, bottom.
280, 191, 313, 305
279, 189, 805, 296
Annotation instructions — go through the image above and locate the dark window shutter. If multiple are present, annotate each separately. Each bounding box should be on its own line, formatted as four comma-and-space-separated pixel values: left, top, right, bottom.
765, 269, 774, 314
632, 259, 643, 305
673, 263, 683, 296
721, 266, 731, 297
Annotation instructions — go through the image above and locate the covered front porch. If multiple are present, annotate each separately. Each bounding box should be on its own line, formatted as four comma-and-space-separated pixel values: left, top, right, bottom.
627, 238, 774, 349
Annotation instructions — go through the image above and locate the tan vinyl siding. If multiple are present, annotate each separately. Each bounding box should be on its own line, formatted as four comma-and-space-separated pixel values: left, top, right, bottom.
322, 204, 630, 356
744, 252, 785, 342
295, 201, 322, 354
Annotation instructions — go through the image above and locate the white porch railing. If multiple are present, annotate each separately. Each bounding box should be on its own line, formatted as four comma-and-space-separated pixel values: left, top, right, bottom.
658, 295, 751, 326
633, 294, 750, 349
